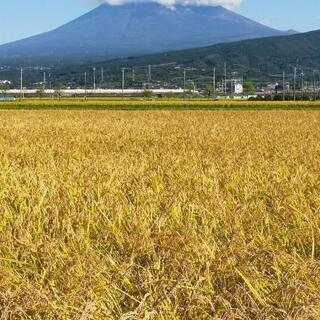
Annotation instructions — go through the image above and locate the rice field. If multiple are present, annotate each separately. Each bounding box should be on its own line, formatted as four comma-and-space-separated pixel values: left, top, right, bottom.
2, 98, 320, 110
0, 109, 320, 319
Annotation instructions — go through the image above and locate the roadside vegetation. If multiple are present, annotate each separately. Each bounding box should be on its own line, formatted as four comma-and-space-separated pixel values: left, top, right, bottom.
0, 110, 319, 318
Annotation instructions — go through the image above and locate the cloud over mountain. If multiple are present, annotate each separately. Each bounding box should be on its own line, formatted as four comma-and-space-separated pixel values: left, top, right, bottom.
97, 0, 242, 8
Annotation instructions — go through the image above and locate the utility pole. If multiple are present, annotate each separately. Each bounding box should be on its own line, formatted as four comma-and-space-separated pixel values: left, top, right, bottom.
93, 67, 96, 91
20, 67, 23, 100
213, 67, 216, 98
282, 71, 286, 101
313, 70, 316, 100
148, 64, 152, 84
101, 67, 104, 85
183, 68, 186, 99
43, 72, 46, 91
132, 68, 135, 82
293, 67, 297, 101
301, 70, 304, 96
84, 72, 87, 100
319, 70, 320, 99
232, 72, 236, 95
49, 73, 52, 99
122, 68, 125, 97
224, 62, 227, 95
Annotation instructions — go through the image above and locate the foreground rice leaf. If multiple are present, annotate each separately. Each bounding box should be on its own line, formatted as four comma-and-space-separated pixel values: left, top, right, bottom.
236, 269, 267, 306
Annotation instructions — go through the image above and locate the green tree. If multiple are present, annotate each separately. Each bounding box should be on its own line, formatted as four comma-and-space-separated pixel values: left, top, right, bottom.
243, 82, 255, 95
185, 82, 194, 94
53, 83, 65, 99
204, 85, 214, 99
36, 85, 45, 99
164, 92, 177, 99
142, 89, 154, 99
0, 83, 10, 97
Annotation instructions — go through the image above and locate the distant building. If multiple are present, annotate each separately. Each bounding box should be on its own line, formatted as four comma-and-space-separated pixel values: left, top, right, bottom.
234, 83, 243, 94
0, 80, 12, 85
0, 97, 16, 101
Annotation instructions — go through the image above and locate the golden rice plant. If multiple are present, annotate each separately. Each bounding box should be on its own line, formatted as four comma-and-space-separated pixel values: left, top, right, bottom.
2, 98, 320, 110
0, 110, 319, 319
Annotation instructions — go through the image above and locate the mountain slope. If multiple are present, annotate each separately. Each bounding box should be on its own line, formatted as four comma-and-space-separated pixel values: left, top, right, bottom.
0, 3, 293, 60
87, 29, 320, 82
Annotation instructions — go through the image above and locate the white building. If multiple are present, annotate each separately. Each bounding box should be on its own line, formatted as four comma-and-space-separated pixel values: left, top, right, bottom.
0, 80, 12, 85
234, 83, 243, 94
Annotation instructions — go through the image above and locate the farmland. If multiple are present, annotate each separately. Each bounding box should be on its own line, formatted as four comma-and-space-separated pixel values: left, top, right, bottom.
2, 98, 320, 110
0, 109, 320, 318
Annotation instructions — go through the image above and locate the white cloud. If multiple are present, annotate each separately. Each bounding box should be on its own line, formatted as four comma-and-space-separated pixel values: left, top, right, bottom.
97, 0, 242, 9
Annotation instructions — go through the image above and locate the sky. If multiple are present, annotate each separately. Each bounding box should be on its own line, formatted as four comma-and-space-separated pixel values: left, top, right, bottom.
0, 0, 319, 44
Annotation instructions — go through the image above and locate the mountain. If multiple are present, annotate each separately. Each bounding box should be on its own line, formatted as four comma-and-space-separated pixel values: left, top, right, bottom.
0, 3, 294, 61
30, 28, 317, 90
84, 29, 320, 83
